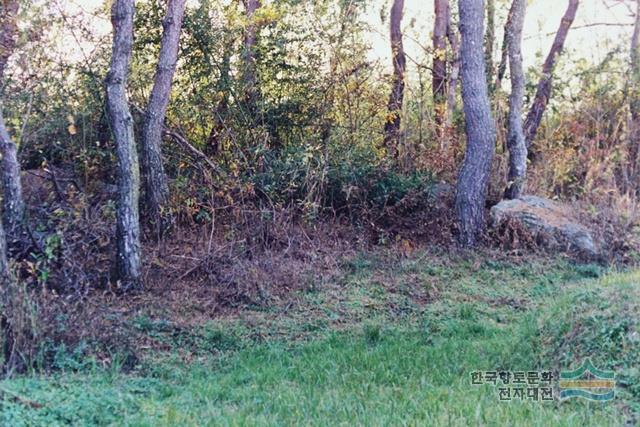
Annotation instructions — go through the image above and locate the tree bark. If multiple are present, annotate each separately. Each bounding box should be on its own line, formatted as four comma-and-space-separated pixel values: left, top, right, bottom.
0, 216, 13, 375
0, 0, 25, 241
0, 0, 18, 79
383, 0, 406, 155
433, 0, 448, 135
141, 0, 186, 235
445, 4, 460, 127
504, 0, 527, 199
0, 213, 6, 285
485, 0, 496, 89
523, 0, 579, 150
105, 0, 142, 290
0, 110, 23, 239
628, 0, 640, 181
494, 13, 510, 92
455, 0, 497, 247
0, 2, 22, 375
242, 0, 261, 116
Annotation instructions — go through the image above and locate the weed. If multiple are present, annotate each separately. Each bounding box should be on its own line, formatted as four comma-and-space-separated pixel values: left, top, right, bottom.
1, 252, 637, 425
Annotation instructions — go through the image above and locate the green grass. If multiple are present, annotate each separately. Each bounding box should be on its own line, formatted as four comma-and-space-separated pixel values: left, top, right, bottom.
0, 251, 637, 426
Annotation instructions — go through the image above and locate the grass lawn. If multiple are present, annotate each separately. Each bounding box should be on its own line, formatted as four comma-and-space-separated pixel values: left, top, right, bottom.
1, 250, 638, 426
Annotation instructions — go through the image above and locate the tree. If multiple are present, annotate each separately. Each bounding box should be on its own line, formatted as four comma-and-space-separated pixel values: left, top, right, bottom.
140, 0, 187, 234
494, 11, 510, 92
0, 214, 21, 376
484, 0, 496, 89
383, 0, 406, 154
433, 0, 448, 135
242, 0, 261, 116
434, 0, 460, 134
0, 212, 12, 374
628, 0, 640, 182
0, 209, 8, 334
523, 0, 579, 150
0, 110, 23, 239
0, 0, 18, 81
445, 4, 460, 127
504, 0, 527, 199
0, 213, 6, 285
105, 0, 142, 290
206, 33, 233, 156
0, 0, 25, 242
0, 0, 28, 376
455, 0, 497, 246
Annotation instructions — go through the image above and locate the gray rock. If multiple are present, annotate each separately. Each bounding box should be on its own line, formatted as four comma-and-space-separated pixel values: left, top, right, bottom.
490, 195, 600, 258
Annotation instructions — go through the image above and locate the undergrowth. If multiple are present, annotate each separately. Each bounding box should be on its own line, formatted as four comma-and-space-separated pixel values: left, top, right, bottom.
1, 251, 638, 426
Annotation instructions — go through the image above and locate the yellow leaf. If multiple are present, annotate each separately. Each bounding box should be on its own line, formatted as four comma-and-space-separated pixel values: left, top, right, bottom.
67, 124, 77, 135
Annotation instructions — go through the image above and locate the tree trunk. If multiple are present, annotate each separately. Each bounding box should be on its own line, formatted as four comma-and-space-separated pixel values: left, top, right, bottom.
0, 215, 13, 374
503, 0, 527, 199
105, 0, 142, 290
0, 144, 20, 377
628, 0, 640, 182
433, 0, 448, 135
383, 0, 406, 155
0, 216, 5, 283
485, 0, 496, 89
141, 0, 186, 235
0, 2, 23, 376
455, 0, 497, 247
206, 36, 233, 156
494, 13, 509, 92
0, 0, 25, 242
242, 0, 261, 116
0, 0, 18, 79
206, 95, 228, 156
445, 3, 460, 127
523, 0, 579, 150
0, 110, 23, 238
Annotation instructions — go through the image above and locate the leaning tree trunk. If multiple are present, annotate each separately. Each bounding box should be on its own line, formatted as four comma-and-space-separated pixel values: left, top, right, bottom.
433, 0, 448, 135
0, 0, 25, 243
383, 0, 406, 156
242, 0, 261, 117
105, 0, 142, 290
523, 0, 579, 150
503, 0, 527, 199
455, 0, 497, 247
141, 0, 186, 235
